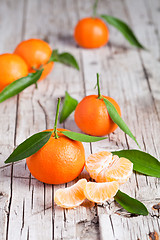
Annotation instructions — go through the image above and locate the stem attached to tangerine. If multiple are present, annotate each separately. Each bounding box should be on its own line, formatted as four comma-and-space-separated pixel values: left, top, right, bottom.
54, 98, 61, 139
97, 73, 102, 99
93, 0, 99, 18
32, 65, 43, 71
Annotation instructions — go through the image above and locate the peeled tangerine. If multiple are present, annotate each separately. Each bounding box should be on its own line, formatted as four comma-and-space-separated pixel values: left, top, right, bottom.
54, 178, 119, 208
85, 151, 133, 184
54, 151, 133, 209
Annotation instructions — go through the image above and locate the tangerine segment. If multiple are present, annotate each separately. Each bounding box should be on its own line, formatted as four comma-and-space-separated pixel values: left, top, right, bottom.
85, 151, 133, 184
54, 179, 87, 208
14, 39, 54, 81
84, 181, 119, 203
97, 156, 133, 184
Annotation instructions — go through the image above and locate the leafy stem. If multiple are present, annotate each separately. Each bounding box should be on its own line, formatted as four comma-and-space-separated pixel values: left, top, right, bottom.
95, 73, 140, 147
0, 69, 43, 103
54, 98, 61, 139
93, 0, 99, 18
96, 73, 102, 99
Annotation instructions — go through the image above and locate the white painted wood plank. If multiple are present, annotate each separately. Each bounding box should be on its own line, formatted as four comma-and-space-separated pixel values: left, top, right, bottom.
0, 0, 25, 239
123, 0, 160, 196
124, 0, 160, 120
3, 0, 95, 239
99, 213, 160, 240
97, 0, 160, 238
5, 0, 55, 238
77, 0, 160, 239
50, 1, 98, 239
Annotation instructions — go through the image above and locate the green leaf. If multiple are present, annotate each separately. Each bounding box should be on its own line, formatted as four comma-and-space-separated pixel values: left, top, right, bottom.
49, 49, 59, 62
49, 49, 79, 70
112, 149, 160, 178
58, 53, 80, 70
59, 130, 107, 142
114, 190, 148, 216
103, 97, 140, 148
5, 131, 52, 163
0, 70, 43, 103
101, 15, 145, 49
60, 91, 78, 123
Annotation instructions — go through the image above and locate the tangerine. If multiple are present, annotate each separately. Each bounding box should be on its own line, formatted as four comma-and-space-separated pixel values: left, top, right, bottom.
74, 95, 121, 136
74, 17, 109, 48
26, 129, 85, 184
0, 53, 28, 91
14, 39, 54, 81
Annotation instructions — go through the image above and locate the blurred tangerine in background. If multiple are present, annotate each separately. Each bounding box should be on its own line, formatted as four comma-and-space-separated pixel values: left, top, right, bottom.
74, 17, 109, 48
0, 53, 28, 91
14, 38, 54, 81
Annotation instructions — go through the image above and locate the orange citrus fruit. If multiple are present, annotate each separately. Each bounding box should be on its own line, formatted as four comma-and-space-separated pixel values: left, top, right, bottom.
54, 179, 87, 208
84, 181, 119, 203
85, 151, 133, 184
26, 129, 85, 184
0, 53, 28, 91
74, 17, 109, 48
14, 39, 54, 81
74, 95, 121, 136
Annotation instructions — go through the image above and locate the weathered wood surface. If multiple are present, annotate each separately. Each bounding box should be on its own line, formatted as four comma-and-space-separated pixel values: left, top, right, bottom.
0, 0, 160, 239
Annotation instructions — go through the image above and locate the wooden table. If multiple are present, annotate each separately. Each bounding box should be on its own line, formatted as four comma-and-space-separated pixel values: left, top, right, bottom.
0, 0, 160, 239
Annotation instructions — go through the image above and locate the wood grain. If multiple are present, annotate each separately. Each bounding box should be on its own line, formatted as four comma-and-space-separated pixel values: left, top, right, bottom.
0, 0, 160, 239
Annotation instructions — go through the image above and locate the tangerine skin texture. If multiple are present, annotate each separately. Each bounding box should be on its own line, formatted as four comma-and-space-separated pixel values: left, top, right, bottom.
74, 17, 109, 48
14, 39, 54, 81
26, 129, 85, 184
0, 53, 28, 91
74, 95, 121, 136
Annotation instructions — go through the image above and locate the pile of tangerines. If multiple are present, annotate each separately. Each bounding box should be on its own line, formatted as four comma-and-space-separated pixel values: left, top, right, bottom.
1, 12, 145, 210
0, 39, 54, 91
25, 94, 131, 208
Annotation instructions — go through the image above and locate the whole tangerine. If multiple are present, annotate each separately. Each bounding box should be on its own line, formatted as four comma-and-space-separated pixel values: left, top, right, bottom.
74, 17, 109, 48
0, 53, 28, 92
74, 95, 121, 136
26, 129, 85, 184
14, 39, 54, 81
